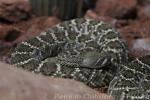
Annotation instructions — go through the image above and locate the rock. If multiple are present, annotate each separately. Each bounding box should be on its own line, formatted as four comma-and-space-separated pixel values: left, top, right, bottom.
130, 38, 150, 58
119, 20, 150, 45
0, 16, 60, 45
0, 25, 12, 40
0, 0, 32, 23
137, 4, 150, 20
119, 20, 150, 58
85, 10, 128, 28
85, 10, 100, 20
137, 0, 150, 6
0, 62, 113, 100
0, 42, 12, 64
0, 24, 22, 42
94, 0, 137, 19
12, 16, 60, 44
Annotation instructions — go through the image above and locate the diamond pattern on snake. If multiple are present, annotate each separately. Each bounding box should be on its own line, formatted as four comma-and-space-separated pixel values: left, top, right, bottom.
11, 18, 150, 100
108, 55, 150, 100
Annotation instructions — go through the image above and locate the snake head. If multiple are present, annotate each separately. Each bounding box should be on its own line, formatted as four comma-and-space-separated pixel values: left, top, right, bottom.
81, 51, 112, 68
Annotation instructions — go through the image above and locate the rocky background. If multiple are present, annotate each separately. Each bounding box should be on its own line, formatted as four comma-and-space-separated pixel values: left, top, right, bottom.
0, 0, 149, 100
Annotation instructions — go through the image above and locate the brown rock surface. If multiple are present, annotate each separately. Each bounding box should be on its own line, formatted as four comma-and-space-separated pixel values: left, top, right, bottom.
0, 16, 60, 44
12, 16, 60, 44
94, 0, 137, 19
137, 4, 150, 20
85, 10, 128, 28
0, 62, 113, 100
0, 0, 32, 23
0, 42, 12, 64
119, 20, 150, 44
0, 24, 22, 42
0, 25, 13, 40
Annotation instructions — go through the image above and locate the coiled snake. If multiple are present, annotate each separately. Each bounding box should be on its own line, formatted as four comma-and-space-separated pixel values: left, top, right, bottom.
11, 18, 150, 100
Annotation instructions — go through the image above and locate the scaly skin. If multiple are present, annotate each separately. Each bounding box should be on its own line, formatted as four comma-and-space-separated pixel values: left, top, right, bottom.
11, 18, 150, 100
107, 55, 150, 100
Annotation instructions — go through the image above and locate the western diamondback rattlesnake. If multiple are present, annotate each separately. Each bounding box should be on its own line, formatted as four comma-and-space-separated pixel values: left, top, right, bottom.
10, 18, 150, 100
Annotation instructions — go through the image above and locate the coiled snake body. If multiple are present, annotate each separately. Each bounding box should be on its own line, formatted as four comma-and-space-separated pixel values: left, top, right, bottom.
11, 18, 150, 100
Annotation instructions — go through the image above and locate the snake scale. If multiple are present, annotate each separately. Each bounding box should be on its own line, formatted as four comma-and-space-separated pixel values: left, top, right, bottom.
11, 18, 150, 100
